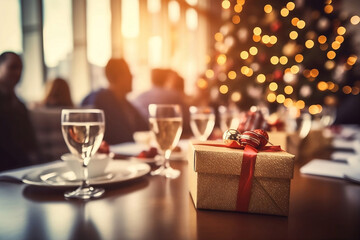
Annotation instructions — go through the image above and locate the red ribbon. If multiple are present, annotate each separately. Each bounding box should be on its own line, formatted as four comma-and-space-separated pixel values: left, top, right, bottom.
195, 141, 282, 212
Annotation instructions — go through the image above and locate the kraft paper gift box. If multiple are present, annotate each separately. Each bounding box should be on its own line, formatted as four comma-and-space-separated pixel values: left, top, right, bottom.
188, 141, 295, 216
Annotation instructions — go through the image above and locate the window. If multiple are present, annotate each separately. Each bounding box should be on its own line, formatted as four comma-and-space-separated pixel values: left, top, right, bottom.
0, 0, 22, 53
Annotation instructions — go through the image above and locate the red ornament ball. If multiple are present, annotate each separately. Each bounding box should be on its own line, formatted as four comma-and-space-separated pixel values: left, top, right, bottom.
253, 129, 269, 148
239, 131, 261, 149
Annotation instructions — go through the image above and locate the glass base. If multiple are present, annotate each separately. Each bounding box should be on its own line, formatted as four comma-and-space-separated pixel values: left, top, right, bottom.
64, 186, 105, 200
150, 165, 180, 179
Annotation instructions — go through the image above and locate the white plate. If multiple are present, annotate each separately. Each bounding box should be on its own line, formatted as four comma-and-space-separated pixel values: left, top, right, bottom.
22, 161, 150, 188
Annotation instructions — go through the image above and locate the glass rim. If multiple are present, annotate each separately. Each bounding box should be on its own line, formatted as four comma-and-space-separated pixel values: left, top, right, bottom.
61, 108, 104, 114
148, 104, 181, 108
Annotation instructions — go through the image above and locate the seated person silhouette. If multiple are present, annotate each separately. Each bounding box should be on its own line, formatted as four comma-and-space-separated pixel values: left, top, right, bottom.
0, 52, 40, 171
81, 58, 148, 144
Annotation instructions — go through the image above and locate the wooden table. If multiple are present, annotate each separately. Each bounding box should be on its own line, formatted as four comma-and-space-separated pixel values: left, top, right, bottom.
0, 158, 359, 240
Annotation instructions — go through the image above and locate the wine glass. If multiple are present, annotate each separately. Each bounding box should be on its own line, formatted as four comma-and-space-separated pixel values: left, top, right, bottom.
189, 106, 215, 141
218, 105, 242, 133
149, 104, 183, 179
61, 109, 105, 199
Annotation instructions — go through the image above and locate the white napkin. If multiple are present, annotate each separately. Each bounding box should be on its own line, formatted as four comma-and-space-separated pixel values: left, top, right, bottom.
300, 159, 351, 179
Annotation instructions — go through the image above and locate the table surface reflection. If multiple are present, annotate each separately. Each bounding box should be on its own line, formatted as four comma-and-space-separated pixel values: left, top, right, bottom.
0, 158, 360, 240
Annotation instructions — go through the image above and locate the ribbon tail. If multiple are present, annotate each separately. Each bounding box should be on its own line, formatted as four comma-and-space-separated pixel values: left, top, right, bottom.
236, 145, 258, 212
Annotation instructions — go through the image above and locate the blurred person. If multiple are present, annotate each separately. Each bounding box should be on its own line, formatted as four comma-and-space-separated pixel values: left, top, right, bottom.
132, 68, 191, 135
0, 51, 40, 171
81, 58, 148, 144
42, 77, 74, 107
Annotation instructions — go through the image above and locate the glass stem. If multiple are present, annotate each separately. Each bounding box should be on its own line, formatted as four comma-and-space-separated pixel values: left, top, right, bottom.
81, 158, 90, 189
164, 150, 171, 169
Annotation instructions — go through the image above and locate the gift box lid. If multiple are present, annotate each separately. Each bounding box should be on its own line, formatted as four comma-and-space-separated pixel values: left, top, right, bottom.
189, 140, 295, 179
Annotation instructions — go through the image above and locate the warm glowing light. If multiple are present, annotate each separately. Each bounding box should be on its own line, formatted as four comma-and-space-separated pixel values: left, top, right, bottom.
168, 0, 180, 23
352, 87, 360, 95
343, 85, 352, 94
43, 0, 72, 67
232, 15, 241, 24
284, 98, 293, 107
249, 46, 258, 55
246, 68, 254, 77
309, 105, 320, 115
310, 69, 319, 78
186, 8, 198, 30
269, 36, 277, 44
215, 32, 224, 42
264, 4, 272, 13
147, 0, 161, 13
217, 54, 227, 65
222, 0, 230, 9
205, 69, 214, 78
347, 55, 358, 65
327, 81, 335, 90
318, 35, 327, 44
228, 70, 237, 79
267, 93, 276, 102
269, 82, 278, 91
121, 0, 139, 38
280, 56, 288, 65
240, 51, 249, 59
295, 54, 303, 63
350, 15, 360, 25
324, 4, 333, 14
291, 17, 299, 26
337, 26, 346, 35
241, 66, 249, 75
219, 84, 229, 94
284, 85, 293, 94
296, 100, 305, 109
197, 78, 208, 89
262, 35, 270, 44
286, 2, 295, 11
280, 8, 289, 17
289, 31, 298, 40
327, 50, 336, 59
331, 84, 339, 92
331, 41, 341, 50
253, 27, 262, 35
303, 69, 311, 78
324, 61, 334, 70
335, 35, 344, 43
231, 92, 242, 102
276, 94, 285, 103
253, 35, 261, 42
186, 0, 198, 6
257, 74, 266, 83
320, 43, 328, 51
234, 4, 243, 13
297, 20, 306, 29
148, 36, 162, 67
290, 65, 299, 74
305, 40, 314, 49
270, 56, 279, 65
317, 81, 328, 91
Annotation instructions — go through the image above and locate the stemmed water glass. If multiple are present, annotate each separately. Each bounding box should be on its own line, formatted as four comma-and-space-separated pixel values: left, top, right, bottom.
149, 104, 183, 179
61, 109, 105, 199
218, 105, 242, 133
189, 106, 215, 141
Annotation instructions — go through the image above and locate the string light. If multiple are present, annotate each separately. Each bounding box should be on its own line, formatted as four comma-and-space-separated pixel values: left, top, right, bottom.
214, 32, 223, 42
219, 84, 229, 94
249, 46, 258, 55
217, 54, 227, 65
295, 54, 303, 63
317, 81, 327, 91
291, 17, 299, 26
331, 41, 341, 50
240, 51, 249, 59
295, 100, 305, 109
269, 82, 278, 91
350, 15, 360, 25
324, 5, 333, 14
232, 15, 241, 24
205, 69, 214, 78
253, 27, 262, 35
337, 26, 346, 35
318, 35, 327, 44
234, 4, 243, 13
305, 40, 314, 48
197, 78, 208, 89
228, 70, 237, 79
267, 93, 276, 102
327, 50, 336, 59
231, 91, 242, 101
289, 31, 298, 40
280, 8, 289, 17
280, 56, 288, 65
262, 35, 270, 44
222, 0, 230, 9
352, 86, 360, 95
335, 35, 344, 43
297, 20, 306, 29
270, 56, 279, 65
284, 98, 293, 107
286, 2, 295, 11
269, 36, 278, 44
276, 94, 285, 103
264, 4, 272, 13
257, 74, 266, 83
342, 85, 352, 94
347, 55, 358, 65
284, 85, 293, 94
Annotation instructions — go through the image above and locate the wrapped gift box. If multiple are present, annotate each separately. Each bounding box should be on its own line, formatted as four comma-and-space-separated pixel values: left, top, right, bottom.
188, 141, 295, 216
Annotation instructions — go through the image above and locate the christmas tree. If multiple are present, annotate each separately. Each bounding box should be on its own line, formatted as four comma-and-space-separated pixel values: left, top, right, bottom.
202, 0, 359, 117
